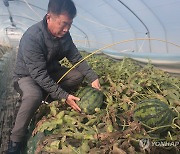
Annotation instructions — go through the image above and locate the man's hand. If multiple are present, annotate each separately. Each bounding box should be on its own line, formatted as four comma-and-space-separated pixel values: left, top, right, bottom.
66, 94, 81, 112
91, 79, 101, 90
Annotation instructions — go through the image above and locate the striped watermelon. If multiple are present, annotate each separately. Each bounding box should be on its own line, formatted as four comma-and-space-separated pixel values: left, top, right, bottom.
76, 86, 104, 114
133, 99, 177, 132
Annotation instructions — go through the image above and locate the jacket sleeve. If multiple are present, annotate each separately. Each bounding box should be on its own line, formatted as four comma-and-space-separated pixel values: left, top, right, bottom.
66, 35, 98, 83
21, 33, 69, 100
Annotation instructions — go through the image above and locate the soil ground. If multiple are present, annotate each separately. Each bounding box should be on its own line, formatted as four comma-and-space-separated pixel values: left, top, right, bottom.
0, 47, 19, 154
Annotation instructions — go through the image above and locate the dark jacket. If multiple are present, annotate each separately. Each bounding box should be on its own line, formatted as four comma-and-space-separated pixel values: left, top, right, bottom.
14, 16, 98, 100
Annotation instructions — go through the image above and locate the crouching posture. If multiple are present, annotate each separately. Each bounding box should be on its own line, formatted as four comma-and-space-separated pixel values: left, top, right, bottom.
7, 0, 100, 153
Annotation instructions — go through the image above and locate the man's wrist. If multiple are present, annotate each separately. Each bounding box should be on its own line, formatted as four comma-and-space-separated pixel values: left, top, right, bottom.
58, 92, 69, 102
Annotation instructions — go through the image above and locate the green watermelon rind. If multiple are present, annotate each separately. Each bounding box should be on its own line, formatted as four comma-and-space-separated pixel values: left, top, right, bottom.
133, 99, 176, 130
76, 86, 104, 114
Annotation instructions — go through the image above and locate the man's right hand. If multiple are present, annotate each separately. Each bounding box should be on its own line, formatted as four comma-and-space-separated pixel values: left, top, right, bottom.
66, 94, 81, 112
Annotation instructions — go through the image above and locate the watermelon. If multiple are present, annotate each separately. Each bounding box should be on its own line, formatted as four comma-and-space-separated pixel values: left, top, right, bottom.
133, 99, 177, 132
76, 86, 104, 114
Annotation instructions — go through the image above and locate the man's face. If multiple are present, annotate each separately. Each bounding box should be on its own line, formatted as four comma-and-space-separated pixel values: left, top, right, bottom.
47, 12, 73, 38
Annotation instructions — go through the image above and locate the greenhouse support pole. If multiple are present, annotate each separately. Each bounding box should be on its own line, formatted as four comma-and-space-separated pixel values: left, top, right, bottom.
3, 0, 16, 27
117, 0, 152, 53
104, 0, 139, 52
140, 0, 169, 53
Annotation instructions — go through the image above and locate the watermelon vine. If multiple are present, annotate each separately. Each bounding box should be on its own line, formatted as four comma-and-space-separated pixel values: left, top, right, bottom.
24, 52, 180, 154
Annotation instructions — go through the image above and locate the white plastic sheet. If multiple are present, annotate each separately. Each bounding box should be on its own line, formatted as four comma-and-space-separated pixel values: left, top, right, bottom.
0, 0, 180, 73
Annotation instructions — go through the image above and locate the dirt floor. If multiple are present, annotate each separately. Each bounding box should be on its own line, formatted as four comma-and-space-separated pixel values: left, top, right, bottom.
0, 85, 20, 153
0, 48, 19, 154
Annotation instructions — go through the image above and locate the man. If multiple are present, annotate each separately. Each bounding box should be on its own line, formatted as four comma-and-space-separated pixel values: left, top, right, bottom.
7, 0, 100, 153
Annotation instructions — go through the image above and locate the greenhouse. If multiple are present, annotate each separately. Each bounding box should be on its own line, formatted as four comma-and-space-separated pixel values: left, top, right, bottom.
0, 0, 180, 153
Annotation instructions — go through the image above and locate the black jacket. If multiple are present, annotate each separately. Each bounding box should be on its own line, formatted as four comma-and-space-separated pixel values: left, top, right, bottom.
14, 16, 98, 100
